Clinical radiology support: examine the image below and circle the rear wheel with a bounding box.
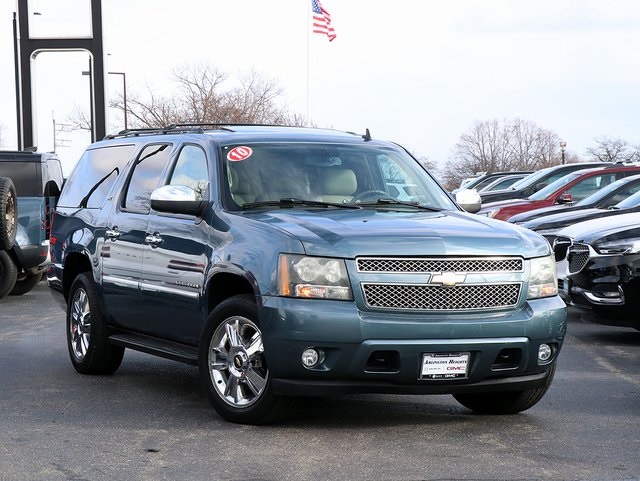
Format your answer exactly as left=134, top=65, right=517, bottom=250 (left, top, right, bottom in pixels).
left=199, top=294, right=294, bottom=424
left=67, top=273, right=124, bottom=374
left=0, top=177, right=17, bottom=250
left=0, top=250, right=18, bottom=300
left=453, top=364, right=556, bottom=414
left=10, top=272, right=44, bottom=296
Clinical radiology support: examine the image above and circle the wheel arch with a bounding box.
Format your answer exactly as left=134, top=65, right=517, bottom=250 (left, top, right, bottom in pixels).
left=206, top=272, right=257, bottom=314
left=62, top=252, right=93, bottom=302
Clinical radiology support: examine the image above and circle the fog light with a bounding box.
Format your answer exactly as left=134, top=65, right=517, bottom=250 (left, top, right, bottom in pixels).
left=302, top=348, right=323, bottom=368
left=538, top=344, right=552, bottom=363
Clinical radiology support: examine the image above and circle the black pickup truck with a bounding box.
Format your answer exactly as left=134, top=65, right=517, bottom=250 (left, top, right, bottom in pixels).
left=0, top=150, right=63, bottom=299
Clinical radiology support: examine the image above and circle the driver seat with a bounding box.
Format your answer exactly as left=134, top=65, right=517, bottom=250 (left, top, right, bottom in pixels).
left=318, top=168, right=357, bottom=203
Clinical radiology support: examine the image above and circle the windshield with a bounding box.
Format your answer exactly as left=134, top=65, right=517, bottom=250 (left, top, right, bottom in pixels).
left=508, top=166, right=555, bottom=190
left=222, top=142, right=457, bottom=211
left=574, top=176, right=638, bottom=207
left=613, top=189, right=640, bottom=209
left=528, top=171, right=584, bottom=200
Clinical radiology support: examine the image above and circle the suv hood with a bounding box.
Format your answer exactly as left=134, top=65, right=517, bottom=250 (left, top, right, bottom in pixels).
left=246, top=208, right=550, bottom=258
left=556, top=212, right=640, bottom=244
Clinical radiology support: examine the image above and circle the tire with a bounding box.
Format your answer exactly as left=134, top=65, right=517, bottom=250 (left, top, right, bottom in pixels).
left=0, top=250, right=18, bottom=300
left=10, top=272, right=44, bottom=296
left=66, top=273, right=124, bottom=374
left=199, top=294, right=294, bottom=424
left=0, top=177, right=18, bottom=250
left=453, top=364, right=556, bottom=415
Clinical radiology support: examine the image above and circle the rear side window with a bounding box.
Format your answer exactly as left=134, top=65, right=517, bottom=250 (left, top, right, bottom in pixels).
left=58, top=145, right=136, bottom=208
left=0, top=161, right=39, bottom=196
left=123, top=144, right=172, bottom=213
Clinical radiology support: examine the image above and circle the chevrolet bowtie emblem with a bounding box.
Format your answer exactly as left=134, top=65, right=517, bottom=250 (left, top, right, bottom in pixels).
left=431, top=272, right=466, bottom=286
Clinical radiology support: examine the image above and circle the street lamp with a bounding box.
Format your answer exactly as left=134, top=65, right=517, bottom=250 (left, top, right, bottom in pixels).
left=81, top=68, right=128, bottom=132
left=560, top=140, right=567, bottom=165
left=108, top=71, right=127, bottom=130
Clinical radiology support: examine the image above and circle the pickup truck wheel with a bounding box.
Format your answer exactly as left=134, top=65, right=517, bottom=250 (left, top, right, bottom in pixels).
left=10, top=272, right=44, bottom=296
left=67, top=273, right=124, bottom=374
left=0, top=177, right=18, bottom=250
left=0, top=250, right=18, bottom=300
left=199, top=294, right=293, bottom=424
left=453, top=364, right=556, bottom=414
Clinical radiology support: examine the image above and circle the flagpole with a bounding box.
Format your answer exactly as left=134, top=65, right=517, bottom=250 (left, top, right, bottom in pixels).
left=306, top=0, right=311, bottom=127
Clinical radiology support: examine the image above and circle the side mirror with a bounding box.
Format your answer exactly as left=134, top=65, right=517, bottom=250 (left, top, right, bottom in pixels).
left=150, top=185, right=206, bottom=216
left=556, top=193, right=573, bottom=205
left=455, top=189, right=482, bottom=214
left=534, top=182, right=548, bottom=192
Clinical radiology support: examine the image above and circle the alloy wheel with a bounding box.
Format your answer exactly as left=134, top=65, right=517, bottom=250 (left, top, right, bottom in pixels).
left=70, top=288, right=91, bottom=361
left=208, top=316, right=268, bottom=408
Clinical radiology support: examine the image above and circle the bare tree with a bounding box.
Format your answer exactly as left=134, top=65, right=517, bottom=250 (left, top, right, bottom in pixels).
left=442, top=118, right=565, bottom=189
left=585, top=137, right=637, bottom=163
left=108, top=63, right=305, bottom=130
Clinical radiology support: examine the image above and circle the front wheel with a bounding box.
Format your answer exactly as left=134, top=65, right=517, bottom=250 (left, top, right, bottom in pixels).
left=199, top=294, right=293, bottom=424
left=67, top=273, right=124, bottom=374
left=453, top=364, right=556, bottom=414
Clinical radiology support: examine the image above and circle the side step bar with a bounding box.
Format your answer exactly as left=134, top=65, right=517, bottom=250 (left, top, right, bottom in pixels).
left=109, top=331, right=199, bottom=366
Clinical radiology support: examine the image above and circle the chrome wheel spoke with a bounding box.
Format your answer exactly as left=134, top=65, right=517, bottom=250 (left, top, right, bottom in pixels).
left=225, top=321, right=242, bottom=348
left=244, top=332, right=263, bottom=359
left=224, top=375, right=240, bottom=402
left=244, top=366, right=267, bottom=396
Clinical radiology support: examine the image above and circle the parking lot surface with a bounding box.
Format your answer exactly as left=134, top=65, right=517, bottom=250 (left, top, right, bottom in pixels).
left=1, top=282, right=639, bottom=481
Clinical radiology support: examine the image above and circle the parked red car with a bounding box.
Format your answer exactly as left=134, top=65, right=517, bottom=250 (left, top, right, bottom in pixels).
left=478, top=164, right=640, bottom=221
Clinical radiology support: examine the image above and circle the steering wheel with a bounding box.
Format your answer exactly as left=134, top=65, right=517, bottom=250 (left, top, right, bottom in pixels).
left=352, top=190, right=391, bottom=203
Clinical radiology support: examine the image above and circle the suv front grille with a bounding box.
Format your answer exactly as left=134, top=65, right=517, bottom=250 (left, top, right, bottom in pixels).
left=357, top=256, right=523, bottom=311
left=362, top=283, right=521, bottom=311
left=567, top=244, right=590, bottom=274
left=356, top=257, right=523, bottom=273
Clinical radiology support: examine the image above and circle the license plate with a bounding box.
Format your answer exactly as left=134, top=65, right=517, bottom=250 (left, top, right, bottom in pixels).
left=421, top=352, right=470, bottom=379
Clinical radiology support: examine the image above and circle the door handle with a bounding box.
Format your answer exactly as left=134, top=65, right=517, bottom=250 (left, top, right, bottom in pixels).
left=145, top=233, right=163, bottom=247
left=105, top=228, right=121, bottom=240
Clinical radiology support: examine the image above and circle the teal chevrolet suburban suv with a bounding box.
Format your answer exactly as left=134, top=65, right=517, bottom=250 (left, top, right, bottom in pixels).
left=47, top=125, right=566, bottom=424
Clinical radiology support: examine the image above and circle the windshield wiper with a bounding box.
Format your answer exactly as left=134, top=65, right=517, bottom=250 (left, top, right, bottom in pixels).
left=242, top=198, right=362, bottom=210
left=354, top=198, right=443, bottom=211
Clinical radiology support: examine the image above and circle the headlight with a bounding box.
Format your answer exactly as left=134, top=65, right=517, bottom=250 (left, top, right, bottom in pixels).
left=278, top=254, right=352, bottom=300
left=594, top=239, right=640, bottom=255
left=528, top=255, right=558, bottom=299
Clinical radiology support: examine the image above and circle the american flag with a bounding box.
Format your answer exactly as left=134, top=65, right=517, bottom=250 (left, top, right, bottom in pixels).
left=311, top=0, right=336, bottom=42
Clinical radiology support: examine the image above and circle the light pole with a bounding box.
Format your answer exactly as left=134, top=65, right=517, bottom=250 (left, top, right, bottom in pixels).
left=560, top=140, right=567, bottom=165
left=82, top=68, right=128, bottom=132
left=108, top=71, right=127, bottom=130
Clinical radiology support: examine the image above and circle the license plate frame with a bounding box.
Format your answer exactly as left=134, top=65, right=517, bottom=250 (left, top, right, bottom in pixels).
left=420, top=352, right=470, bottom=380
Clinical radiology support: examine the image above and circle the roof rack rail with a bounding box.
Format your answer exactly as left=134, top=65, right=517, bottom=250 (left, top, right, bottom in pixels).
left=102, top=123, right=292, bottom=140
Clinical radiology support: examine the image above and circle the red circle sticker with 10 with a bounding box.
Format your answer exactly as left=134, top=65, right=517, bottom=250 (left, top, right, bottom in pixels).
left=227, top=146, right=253, bottom=162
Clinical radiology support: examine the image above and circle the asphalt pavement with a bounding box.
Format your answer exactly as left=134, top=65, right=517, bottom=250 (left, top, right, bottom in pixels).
left=1, top=281, right=639, bottom=481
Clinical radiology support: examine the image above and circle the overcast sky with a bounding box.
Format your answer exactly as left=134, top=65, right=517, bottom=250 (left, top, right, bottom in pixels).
left=1, top=0, right=640, bottom=174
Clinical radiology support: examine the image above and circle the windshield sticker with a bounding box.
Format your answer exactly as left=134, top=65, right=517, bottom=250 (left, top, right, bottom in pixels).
left=227, top=146, right=253, bottom=162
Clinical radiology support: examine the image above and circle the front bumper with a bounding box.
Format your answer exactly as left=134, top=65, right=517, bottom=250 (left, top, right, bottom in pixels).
left=259, top=295, right=566, bottom=396
left=565, top=253, right=640, bottom=325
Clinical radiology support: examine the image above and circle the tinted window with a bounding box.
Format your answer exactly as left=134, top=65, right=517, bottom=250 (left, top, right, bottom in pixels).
left=58, top=145, right=136, bottom=208
left=168, top=145, right=209, bottom=200
left=0, top=161, right=39, bottom=196
left=124, top=144, right=172, bottom=213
